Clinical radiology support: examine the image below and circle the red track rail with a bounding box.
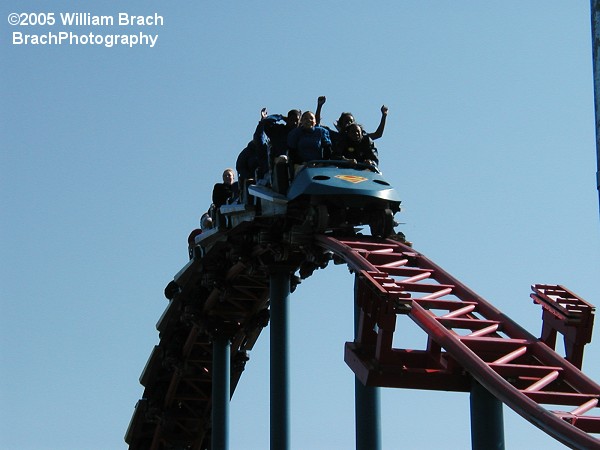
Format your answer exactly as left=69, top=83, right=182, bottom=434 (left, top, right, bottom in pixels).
left=317, top=235, right=600, bottom=450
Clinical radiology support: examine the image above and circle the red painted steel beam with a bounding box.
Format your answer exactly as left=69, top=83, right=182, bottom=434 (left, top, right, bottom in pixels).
left=316, top=235, right=600, bottom=449
left=531, top=284, right=596, bottom=369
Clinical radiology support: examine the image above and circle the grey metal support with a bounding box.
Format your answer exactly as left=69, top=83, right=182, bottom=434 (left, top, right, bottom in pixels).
left=270, top=268, right=291, bottom=450
left=470, top=380, right=505, bottom=450
left=592, top=0, right=600, bottom=215
left=354, top=277, right=381, bottom=450
left=212, top=333, right=230, bottom=450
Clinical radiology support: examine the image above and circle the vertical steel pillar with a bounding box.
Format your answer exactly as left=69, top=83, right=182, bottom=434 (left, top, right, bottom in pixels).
left=354, top=277, right=381, bottom=450
left=592, top=0, right=600, bottom=215
left=212, top=333, right=230, bottom=450
left=470, top=380, right=505, bottom=450
left=270, top=268, right=291, bottom=450
left=354, top=380, right=381, bottom=450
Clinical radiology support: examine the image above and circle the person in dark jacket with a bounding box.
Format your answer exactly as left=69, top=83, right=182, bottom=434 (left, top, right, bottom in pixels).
left=334, top=123, right=379, bottom=167
left=236, top=141, right=260, bottom=183
left=314, top=96, right=388, bottom=150
left=212, top=168, right=240, bottom=207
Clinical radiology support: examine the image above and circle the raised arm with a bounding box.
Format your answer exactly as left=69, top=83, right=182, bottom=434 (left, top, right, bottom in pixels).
left=253, top=109, right=269, bottom=147
left=369, top=104, right=388, bottom=140
left=315, top=96, right=326, bottom=125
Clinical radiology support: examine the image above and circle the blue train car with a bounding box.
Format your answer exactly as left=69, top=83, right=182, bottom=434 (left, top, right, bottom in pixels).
left=246, top=160, right=401, bottom=237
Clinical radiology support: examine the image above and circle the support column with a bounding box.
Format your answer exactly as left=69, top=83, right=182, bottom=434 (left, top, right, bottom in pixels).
left=470, top=380, right=505, bottom=450
left=591, top=0, right=600, bottom=214
left=212, top=333, right=230, bottom=450
left=270, top=268, right=291, bottom=450
left=354, top=278, right=381, bottom=450
left=354, top=380, right=381, bottom=450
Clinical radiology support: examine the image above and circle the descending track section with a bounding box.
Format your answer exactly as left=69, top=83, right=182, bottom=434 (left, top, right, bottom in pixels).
left=126, top=228, right=600, bottom=449
left=126, top=232, right=280, bottom=449
left=318, top=236, right=600, bottom=450
left=125, top=222, right=318, bottom=450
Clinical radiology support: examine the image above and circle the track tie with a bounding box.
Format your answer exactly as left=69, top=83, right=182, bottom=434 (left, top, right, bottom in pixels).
left=523, top=370, right=560, bottom=392
left=523, top=391, right=599, bottom=406
left=492, top=346, right=528, bottom=364
left=377, top=258, right=409, bottom=269
left=399, top=271, right=432, bottom=284
left=420, top=287, right=453, bottom=300
left=488, top=363, right=563, bottom=378
left=467, top=323, right=500, bottom=338
left=571, top=398, right=599, bottom=416
left=440, top=304, right=476, bottom=319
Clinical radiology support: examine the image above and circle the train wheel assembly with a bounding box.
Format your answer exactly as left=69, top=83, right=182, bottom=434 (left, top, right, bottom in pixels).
left=369, top=208, right=394, bottom=238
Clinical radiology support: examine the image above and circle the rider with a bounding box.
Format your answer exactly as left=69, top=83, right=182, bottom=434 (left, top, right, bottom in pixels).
left=333, top=123, right=379, bottom=167
left=287, top=111, right=332, bottom=174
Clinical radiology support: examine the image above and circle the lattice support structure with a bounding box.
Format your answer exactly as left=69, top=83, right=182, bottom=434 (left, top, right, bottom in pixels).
left=531, top=284, right=596, bottom=370
left=126, top=240, right=276, bottom=450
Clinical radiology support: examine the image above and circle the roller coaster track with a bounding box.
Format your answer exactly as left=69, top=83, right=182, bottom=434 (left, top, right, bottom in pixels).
left=126, top=230, right=600, bottom=449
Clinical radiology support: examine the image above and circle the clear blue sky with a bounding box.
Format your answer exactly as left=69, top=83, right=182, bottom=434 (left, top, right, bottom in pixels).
left=2, top=1, right=599, bottom=449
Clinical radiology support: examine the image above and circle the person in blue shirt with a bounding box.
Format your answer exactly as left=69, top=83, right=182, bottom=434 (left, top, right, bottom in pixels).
left=254, top=107, right=301, bottom=163
left=287, top=111, right=332, bottom=168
